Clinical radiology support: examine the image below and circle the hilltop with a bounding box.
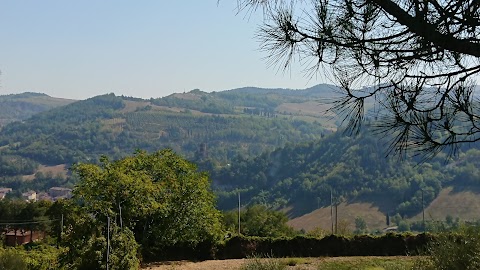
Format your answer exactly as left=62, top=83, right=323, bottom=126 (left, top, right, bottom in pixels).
left=0, top=92, right=75, bottom=127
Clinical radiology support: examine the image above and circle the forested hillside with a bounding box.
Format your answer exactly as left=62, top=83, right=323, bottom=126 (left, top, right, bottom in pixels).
left=213, top=127, right=480, bottom=219
left=0, top=86, right=340, bottom=193
left=0, top=87, right=479, bottom=224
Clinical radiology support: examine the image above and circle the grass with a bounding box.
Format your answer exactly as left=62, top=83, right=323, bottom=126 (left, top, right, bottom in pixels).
left=240, top=257, right=417, bottom=270
left=240, top=257, right=287, bottom=270
left=410, top=186, right=480, bottom=222
left=317, top=257, right=415, bottom=270
left=287, top=201, right=387, bottom=232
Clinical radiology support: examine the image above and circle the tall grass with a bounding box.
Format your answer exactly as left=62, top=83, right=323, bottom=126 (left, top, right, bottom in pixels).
left=240, top=257, right=287, bottom=270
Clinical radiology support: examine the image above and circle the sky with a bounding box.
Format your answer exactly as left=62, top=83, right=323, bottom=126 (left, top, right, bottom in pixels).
left=0, top=1, right=323, bottom=100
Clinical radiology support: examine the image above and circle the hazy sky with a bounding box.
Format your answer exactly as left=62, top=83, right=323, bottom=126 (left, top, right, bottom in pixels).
left=0, top=1, right=324, bottom=100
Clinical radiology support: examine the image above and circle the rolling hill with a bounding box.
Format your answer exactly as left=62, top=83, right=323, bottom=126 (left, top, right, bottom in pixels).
left=0, top=85, right=344, bottom=193
left=0, top=92, right=75, bottom=127
left=0, top=85, right=479, bottom=232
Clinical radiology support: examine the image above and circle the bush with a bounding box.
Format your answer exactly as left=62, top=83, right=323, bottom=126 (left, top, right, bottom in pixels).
left=0, top=249, right=27, bottom=270
left=414, top=226, right=480, bottom=270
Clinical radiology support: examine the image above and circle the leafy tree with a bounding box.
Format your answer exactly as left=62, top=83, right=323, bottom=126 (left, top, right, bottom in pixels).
left=239, top=0, right=480, bottom=158
left=72, top=149, right=223, bottom=257
left=223, top=205, right=295, bottom=237
left=354, top=216, right=367, bottom=234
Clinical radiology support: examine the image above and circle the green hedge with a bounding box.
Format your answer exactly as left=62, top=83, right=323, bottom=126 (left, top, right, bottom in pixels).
left=143, top=233, right=433, bottom=261
left=217, top=234, right=432, bottom=259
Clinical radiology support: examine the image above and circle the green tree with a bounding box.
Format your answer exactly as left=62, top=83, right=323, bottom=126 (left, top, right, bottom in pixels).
left=71, top=149, right=223, bottom=258
left=354, top=216, right=367, bottom=234
left=240, top=0, right=480, bottom=158
left=224, top=204, right=295, bottom=237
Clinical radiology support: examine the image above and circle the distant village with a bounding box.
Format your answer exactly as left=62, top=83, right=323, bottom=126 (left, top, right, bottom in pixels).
left=0, top=187, right=72, bottom=202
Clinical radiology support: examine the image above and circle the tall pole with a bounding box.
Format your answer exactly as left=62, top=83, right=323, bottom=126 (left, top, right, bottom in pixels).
left=422, top=189, right=425, bottom=233
left=107, top=216, right=110, bottom=270
left=238, top=192, right=241, bottom=235
left=330, top=189, right=333, bottom=234
left=335, top=204, right=338, bottom=234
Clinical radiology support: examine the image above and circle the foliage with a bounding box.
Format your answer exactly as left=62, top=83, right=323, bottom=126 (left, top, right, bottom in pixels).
left=62, top=224, right=139, bottom=270
left=72, top=149, right=223, bottom=258
left=21, top=244, right=63, bottom=270
left=306, top=226, right=329, bottom=239
left=0, top=90, right=330, bottom=170
left=414, top=226, right=480, bottom=270
left=214, top=127, right=453, bottom=218
left=0, top=244, right=63, bottom=270
left=354, top=216, right=367, bottom=234
left=0, top=199, right=53, bottom=233
left=220, top=234, right=428, bottom=259
left=240, top=257, right=286, bottom=270
left=223, top=205, right=295, bottom=237
left=241, top=0, right=480, bottom=158
left=0, top=249, right=27, bottom=270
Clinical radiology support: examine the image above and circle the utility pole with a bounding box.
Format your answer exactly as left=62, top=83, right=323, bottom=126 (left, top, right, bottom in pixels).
left=422, top=189, right=425, bottom=233
left=335, top=203, right=338, bottom=234
left=238, top=192, right=241, bottom=235
left=330, top=190, right=333, bottom=234
left=107, top=216, right=110, bottom=270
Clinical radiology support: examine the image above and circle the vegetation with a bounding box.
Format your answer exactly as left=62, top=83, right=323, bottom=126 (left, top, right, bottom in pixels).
left=223, top=205, right=295, bottom=237
left=0, top=89, right=331, bottom=172
left=242, top=0, right=480, bottom=158
left=241, top=257, right=286, bottom=270
left=0, top=92, right=74, bottom=128
left=414, top=226, right=480, bottom=270
left=67, top=149, right=223, bottom=266
left=213, top=126, right=475, bottom=219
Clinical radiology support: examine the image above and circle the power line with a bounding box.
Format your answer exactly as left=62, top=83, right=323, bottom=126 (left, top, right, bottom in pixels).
left=0, top=219, right=58, bottom=226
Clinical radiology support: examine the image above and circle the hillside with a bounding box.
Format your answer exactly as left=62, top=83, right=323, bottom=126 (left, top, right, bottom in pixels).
left=410, top=186, right=480, bottom=222
left=0, top=92, right=75, bottom=127
left=289, top=186, right=480, bottom=233
left=287, top=202, right=387, bottom=232
left=0, top=86, right=479, bottom=227
left=212, top=128, right=480, bottom=221
left=0, top=85, right=345, bottom=193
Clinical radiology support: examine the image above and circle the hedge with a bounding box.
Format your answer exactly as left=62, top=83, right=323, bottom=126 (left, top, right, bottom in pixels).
left=143, top=233, right=433, bottom=261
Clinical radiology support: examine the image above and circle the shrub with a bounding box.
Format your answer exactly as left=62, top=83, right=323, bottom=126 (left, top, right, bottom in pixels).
left=0, top=249, right=27, bottom=270
left=414, top=226, right=480, bottom=270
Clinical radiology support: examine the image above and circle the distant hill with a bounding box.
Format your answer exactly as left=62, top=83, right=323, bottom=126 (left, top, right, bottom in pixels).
left=0, top=92, right=75, bottom=127
left=212, top=127, right=480, bottom=220
left=1, top=85, right=479, bottom=228
left=0, top=85, right=345, bottom=194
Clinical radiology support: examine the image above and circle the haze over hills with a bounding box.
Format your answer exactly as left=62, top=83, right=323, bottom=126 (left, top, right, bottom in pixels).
left=0, top=85, right=479, bottom=232
left=0, top=92, right=75, bottom=127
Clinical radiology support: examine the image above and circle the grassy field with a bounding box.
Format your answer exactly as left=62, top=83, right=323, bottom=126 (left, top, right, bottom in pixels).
left=287, top=202, right=387, bottom=232
left=288, top=186, right=480, bottom=233
left=411, top=186, right=480, bottom=222
left=144, top=256, right=420, bottom=270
